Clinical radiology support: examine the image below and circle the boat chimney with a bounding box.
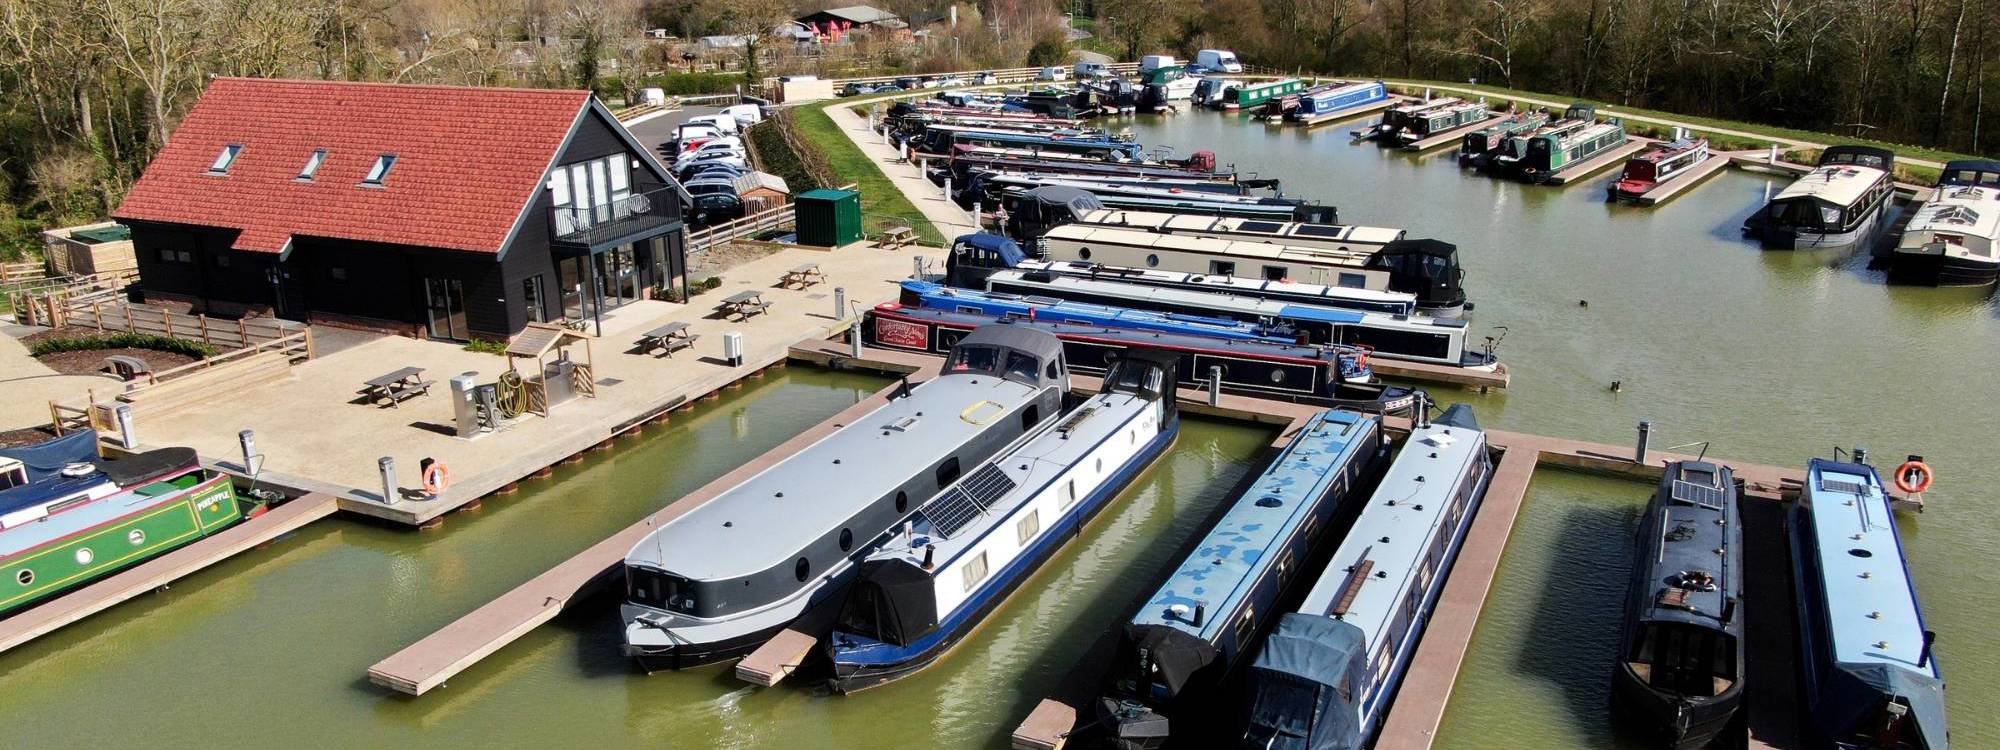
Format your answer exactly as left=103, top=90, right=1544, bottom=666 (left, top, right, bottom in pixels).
left=1191, top=603, right=1205, bottom=628
left=1853, top=446, right=1869, bottom=465
left=1415, top=393, right=1432, bottom=429
left=923, top=544, right=936, bottom=571
left=1919, top=630, right=1936, bottom=668
left=1722, top=597, right=1737, bottom=625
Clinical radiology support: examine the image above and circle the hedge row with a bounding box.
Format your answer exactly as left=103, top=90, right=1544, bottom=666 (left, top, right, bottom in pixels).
left=30, top=333, right=218, bottom=359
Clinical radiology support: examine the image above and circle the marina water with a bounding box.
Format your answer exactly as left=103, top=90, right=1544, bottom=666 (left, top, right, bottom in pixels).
left=3, top=110, right=1997, bottom=748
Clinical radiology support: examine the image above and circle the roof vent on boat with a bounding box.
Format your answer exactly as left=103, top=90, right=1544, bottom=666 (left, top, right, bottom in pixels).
left=1255, top=497, right=1282, bottom=508
left=1670, top=570, right=1718, bottom=591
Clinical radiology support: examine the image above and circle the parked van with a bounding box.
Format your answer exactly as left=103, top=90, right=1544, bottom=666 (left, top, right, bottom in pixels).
left=1038, top=66, right=1069, bottom=82
left=640, top=87, right=668, bottom=106
left=1140, top=55, right=1177, bottom=73
left=1196, top=49, right=1243, bottom=73
left=1075, top=61, right=1112, bottom=79
left=682, top=114, right=740, bottom=135
left=720, top=103, right=765, bottom=127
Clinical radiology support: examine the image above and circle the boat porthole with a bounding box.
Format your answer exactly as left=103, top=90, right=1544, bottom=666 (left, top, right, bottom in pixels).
left=1270, top=370, right=1287, bottom=383
left=15, top=570, right=32, bottom=586
left=1848, top=548, right=1874, bottom=558
left=1146, top=253, right=1160, bottom=267
left=795, top=557, right=811, bottom=582
left=129, top=529, right=146, bottom=545
left=1095, top=458, right=1103, bottom=473
left=75, top=548, right=94, bottom=565
left=896, top=491, right=909, bottom=513
left=1078, top=247, right=1092, bottom=260
left=839, top=528, right=854, bottom=552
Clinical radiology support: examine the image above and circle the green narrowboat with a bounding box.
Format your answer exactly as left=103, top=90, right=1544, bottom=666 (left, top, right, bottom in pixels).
left=1490, top=103, right=1597, bottom=176
left=1459, top=110, right=1551, bottom=168
left=1219, top=78, right=1306, bottom=111
left=1, top=431, right=262, bottom=616
left=1519, top=119, right=1629, bottom=183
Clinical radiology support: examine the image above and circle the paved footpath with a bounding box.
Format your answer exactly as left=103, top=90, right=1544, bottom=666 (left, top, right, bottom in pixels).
left=825, top=104, right=989, bottom=239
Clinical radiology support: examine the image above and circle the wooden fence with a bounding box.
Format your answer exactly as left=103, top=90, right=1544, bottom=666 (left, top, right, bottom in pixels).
left=65, top=302, right=311, bottom=353
left=685, top=182, right=857, bottom=253
left=46, top=327, right=314, bottom=436
left=6, top=271, right=137, bottom=324
left=0, top=260, right=46, bottom=284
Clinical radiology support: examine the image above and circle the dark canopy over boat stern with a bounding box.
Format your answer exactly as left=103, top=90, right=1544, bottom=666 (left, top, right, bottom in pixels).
left=1818, top=661, right=1950, bottom=750
left=1366, top=239, right=1469, bottom=316
left=945, top=232, right=1031, bottom=289
left=1237, top=614, right=1369, bottom=750
left=1098, top=624, right=1222, bottom=750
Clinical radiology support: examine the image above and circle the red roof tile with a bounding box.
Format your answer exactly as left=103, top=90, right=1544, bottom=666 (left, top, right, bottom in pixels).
left=114, top=77, right=593, bottom=254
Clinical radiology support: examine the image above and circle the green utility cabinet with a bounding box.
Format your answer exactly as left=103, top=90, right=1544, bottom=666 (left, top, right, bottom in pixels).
left=795, top=188, right=863, bottom=247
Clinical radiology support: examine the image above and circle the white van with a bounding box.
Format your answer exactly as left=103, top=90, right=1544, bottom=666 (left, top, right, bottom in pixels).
left=1038, top=66, right=1069, bottom=82
left=719, top=103, right=764, bottom=127
left=682, top=114, right=740, bottom=135
left=1196, top=49, right=1243, bottom=73
left=1075, top=61, right=1112, bottom=79
left=1140, top=55, right=1177, bottom=73
left=640, top=87, right=668, bottom=106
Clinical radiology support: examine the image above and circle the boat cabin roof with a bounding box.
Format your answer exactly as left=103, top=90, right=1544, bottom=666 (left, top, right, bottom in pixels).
left=1045, top=224, right=1380, bottom=264
left=1907, top=183, right=2000, bottom=237
left=1130, top=411, right=1378, bottom=641
left=627, top=330, right=1059, bottom=580
left=1939, top=160, right=2000, bottom=187
left=1297, top=407, right=1486, bottom=639
left=1636, top=461, right=1741, bottom=632
left=1819, top=145, right=1895, bottom=171
left=1773, top=162, right=1889, bottom=207
left=1015, top=259, right=1418, bottom=312
left=1802, top=459, right=1937, bottom=678
left=1074, top=209, right=1405, bottom=247
left=1635, top=138, right=1705, bottom=163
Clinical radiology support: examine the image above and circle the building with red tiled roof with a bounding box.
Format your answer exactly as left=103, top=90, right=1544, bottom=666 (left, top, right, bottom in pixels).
left=115, top=77, right=689, bottom=340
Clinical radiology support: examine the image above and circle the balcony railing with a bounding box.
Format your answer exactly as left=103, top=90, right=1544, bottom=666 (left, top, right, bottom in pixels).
left=550, top=187, right=681, bottom=250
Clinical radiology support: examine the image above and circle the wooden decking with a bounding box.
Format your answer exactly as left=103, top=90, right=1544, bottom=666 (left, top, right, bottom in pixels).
left=0, top=491, right=337, bottom=656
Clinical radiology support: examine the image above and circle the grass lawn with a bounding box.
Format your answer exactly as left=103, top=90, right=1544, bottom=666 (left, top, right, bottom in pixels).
left=1383, top=79, right=1992, bottom=165
left=794, top=96, right=949, bottom=246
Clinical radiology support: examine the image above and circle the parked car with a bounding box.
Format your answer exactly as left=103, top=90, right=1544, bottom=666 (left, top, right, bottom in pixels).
left=975, top=72, right=998, bottom=85
left=673, top=151, right=748, bottom=173
left=682, top=163, right=751, bottom=182
left=1140, top=55, right=1177, bottom=73
left=894, top=77, right=921, bottom=90
left=1196, top=49, right=1243, bottom=73
left=690, top=193, right=746, bottom=227
left=1075, top=61, right=1113, bottom=79
left=1038, top=66, right=1069, bottom=82
left=933, top=75, right=968, bottom=88
left=682, top=114, right=739, bottom=135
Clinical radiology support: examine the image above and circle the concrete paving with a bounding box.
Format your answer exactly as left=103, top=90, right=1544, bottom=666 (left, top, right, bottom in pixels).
left=0, top=323, right=123, bottom=432
left=114, top=243, right=920, bottom=524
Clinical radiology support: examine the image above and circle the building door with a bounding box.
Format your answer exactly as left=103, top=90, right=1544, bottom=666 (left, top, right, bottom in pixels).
left=424, top=277, right=468, bottom=340
left=268, top=260, right=308, bottom=321
left=524, top=276, right=546, bottom=323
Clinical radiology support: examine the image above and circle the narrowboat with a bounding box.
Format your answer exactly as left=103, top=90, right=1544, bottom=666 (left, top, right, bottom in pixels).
left=2, top=430, right=265, bottom=617
left=1790, top=455, right=1948, bottom=750
left=620, top=326, right=1068, bottom=669
left=905, top=276, right=1493, bottom=370
left=1884, top=159, right=2000, bottom=286
left=927, top=129, right=1144, bottom=161
left=1219, top=78, right=1307, bottom=111
left=1359, top=97, right=1461, bottom=141
left=1743, top=146, right=1897, bottom=250
left=1287, top=81, right=1393, bottom=126
left=1392, top=101, right=1491, bottom=145
left=997, top=185, right=1335, bottom=224
left=1097, top=409, right=1387, bottom=749
left=1458, top=110, right=1550, bottom=168
left=1612, top=461, right=1745, bottom=749
left=954, top=250, right=1422, bottom=317
left=1236, top=404, right=1494, bottom=750
left=828, top=351, right=1180, bottom=692
left=993, top=198, right=1397, bottom=256
left=1022, top=224, right=1468, bottom=316
left=1490, top=103, right=1595, bottom=176
left=1608, top=137, right=1712, bottom=203
left=1193, top=78, right=1233, bottom=108
left=1517, top=119, right=1629, bottom=183
left=1139, top=66, right=1200, bottom=112
left=941, top=154, right=1232, bottom=188
left=866, top=304, right=1417, bottom=413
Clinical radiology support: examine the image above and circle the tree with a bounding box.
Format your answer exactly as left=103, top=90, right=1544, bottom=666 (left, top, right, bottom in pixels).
left=709, top=0, right=791, bottom=86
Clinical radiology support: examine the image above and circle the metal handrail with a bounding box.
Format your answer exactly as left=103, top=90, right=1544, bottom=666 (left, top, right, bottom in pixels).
left=550, top=186, right=682, bottom=248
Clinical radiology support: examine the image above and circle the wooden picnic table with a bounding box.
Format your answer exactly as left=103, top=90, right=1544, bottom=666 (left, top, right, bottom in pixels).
left=638, top=321, right=699, bottom=357
left=877, top=226, right=916, bottom=250
left=780, top=263, right=825, bottom=289
left=360, top=367, right=433, bottom=408
left=720, top=290, right=771, bottom=320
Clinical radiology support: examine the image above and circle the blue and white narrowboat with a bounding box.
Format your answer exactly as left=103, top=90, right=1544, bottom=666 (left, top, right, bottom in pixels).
left=1287, top=81, right=1393, bottom=127
left=1236, top=404, right=1494, bottom=750
left=620, top=326, right=1069, bottom=669
left=1095, top=409, right=1386, bottom=749
left=1790, top=456, right=1948, bottom=749
left=828, top=350, right=1181, bottom=692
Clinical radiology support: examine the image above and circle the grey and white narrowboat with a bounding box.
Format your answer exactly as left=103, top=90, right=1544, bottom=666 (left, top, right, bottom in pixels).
left=1885, top=159, right=2000, bottom=286
left=1236, top=404, right=1494, bottom=750
left=827, top=350, right=1181, bottom=692
left=620, top=326, right=1069, bottom=669
left=1744, top=146, right=1898, bottom=250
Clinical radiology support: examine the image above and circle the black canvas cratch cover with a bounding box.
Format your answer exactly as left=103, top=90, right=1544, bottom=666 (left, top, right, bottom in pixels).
left=0, top=429, right=99, bottom=482
left=1116, top=624, right=1220, bottom=700
left=840, top=559, right=939, bottom=647
left=1817, top=662, right=1949, bottom=750
left=1365, top=239, right=1464, bottom=308
left=95, top=446, right=198, bottom=487
left=1239, top=614, right=1369, bottom=750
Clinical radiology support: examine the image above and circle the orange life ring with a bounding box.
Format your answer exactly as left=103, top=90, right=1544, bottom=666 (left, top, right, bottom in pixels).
left=423, top=462, right=451, bottom=494
left=1893, top=460, right=1933, bottom=494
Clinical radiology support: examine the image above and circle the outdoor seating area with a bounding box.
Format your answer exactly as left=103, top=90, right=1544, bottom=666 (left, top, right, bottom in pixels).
left=637, top=321, right=699, bottom=357
left=780, top=263, right=825, bottom=289
left=360, top=367, right=433, bottom=408
left=720, top=290, right=772, bottom=320
left=877, top=226, right=915, bottom=250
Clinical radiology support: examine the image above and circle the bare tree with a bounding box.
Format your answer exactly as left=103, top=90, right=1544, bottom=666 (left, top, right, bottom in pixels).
left=87, top=0, right=209, bottom=151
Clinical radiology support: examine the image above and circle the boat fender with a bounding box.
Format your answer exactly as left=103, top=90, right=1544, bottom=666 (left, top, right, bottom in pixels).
left=422, top=460, right=450, bottom=495
left=1893, top=459, right=1933, bottom=495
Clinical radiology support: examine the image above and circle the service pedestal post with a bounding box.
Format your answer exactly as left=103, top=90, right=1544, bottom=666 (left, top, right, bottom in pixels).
left=1208, top=366, right=1223, bottom=406
left=1635, top=420, right=1653, bottom=464
left=834, top=286, right=847, bottom=320
left=379, top=457, right=398, bottom=506
left=238, top=430, right=258, bottom=475
left=913, top=255, right=926, bottom=280
left=114, top=404, right=137, bottom=449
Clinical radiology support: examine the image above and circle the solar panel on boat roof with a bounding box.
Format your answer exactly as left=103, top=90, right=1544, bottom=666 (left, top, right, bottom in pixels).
left=1290, top=224, right=1349, bottom=238
left=923, top=463, right=1018, bottom=538
left=1670, top=479, right=1726, bottom=509
left=1818, top=478, right=1871, bottom=496
left=1235, top=221, right=1284, bottom=234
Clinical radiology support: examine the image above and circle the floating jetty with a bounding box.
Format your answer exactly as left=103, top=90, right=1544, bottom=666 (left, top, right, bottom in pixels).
left=0, top=488, right=337, bottom=656
left=1399, top=113, right=1502, bottom=152
left=1297, top=95, right=1405, bottom=129
left=1543, top=137, right=1654, bottom=186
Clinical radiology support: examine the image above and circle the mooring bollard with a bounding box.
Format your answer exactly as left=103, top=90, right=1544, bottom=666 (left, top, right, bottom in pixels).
left=1635, top=420, right=1653, bottom=464
left=913, top=255, right=927, bottom=280
left=723, top=331, right=745, bottom=367
left=379, top=456, right=398, bottom=506
left=114, top=404, right=137, bottom=449
left=238, top=430, right=258, bottom=474
left=850, top=320, right=865, bottom=357
left=833, top=286, right=847, bottom=319
left=972, top=200, right=982, bottom=228
left=1207, top=366, right=1223, bottom=406
left=942, top=176, right=952, bottom=201
left=1767, top=143, right=1779, bottom=164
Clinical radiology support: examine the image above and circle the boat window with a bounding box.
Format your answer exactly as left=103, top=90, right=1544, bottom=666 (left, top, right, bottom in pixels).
left=16, top=569, right=32, bottom=586
left=1236, top=605, right=1256, bottom=645
left=128, top=529, right=146, bottom=545
left=1146, top=253, right=1161, bottom=267
left=896, top=490, right=909, bottom=513
left=1263, top=265, right=1288, bottom=281
left=1022, top=404, right=1041, bottom=430
left=948, top=344, right=1001, bottom=374
left=936, top=457, right=962, bottom=489
left=794, top=557, right=811, bottom=582
left=961, top=552, right=989, bottom=593
left=1820, top=206, right=1842, bottom=225
left=1209, top=260, right=1236, bottom=276
left=1016, top=510, right=1041, bottom=546
left=1062, top=480, right=1077, bottom=508
left=0, top=462, right=26, bottom=491
left=839, top=528, right=854, bottom=552
left=1337, top=272, right=1367, bottom=289
left=75, top=547, right=94, bottom=565
left=1005, top=350, right=1041, bottom=382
